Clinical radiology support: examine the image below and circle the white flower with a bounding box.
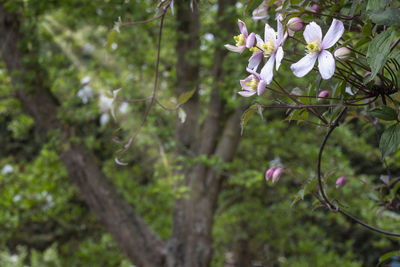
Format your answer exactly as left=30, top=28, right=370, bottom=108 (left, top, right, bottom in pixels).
left=291, top=19, right=344, bottom=80
left=248, top=19, right=285, bottom=84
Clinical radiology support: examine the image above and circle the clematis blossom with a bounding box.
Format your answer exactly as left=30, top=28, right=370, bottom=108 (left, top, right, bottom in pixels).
left=225, top=20, right=255, bottom=54
left=238, top=68, right=267, bottom=97
left=248, top=19, right=285, bottom=84
left=291, top=19, right=344, bottom=80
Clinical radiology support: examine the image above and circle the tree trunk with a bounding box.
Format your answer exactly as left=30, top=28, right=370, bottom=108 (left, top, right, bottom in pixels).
left=169, top=0, right=240, bottom=266
left=0, top=4, right=169, bottom=266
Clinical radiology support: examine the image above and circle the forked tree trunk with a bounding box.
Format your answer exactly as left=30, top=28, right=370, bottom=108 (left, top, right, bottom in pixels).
left=0, top=0, right=241, bottom=266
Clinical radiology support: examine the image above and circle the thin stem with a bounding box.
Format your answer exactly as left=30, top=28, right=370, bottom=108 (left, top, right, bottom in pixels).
left=115, top=6, right=168, bottom=159
left=317, top=107, right=400, bottom=237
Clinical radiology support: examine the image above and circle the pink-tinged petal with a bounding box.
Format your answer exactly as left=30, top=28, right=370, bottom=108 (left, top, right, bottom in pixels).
left=246, top=32, right=255, bottom=48
left=318, top=50, right=335, bottom=79
left=322, top=19, right=344, bottom=49
left=291, top=53, right=318, bottom=77
left=277, top=19, right=284, bottom=46
left=248, top=51, right=263, bottom=70
left=238, top=19, right=248, bottom=38
left=275, top=47, right=284, bottom=71
left=257, top=80, right=267, bottom=95
left=224, top=44, right=246, bottom=53
left=303, top=22, right=322, bottom=43
left=240, top=76, right=253, bottom=91
left=265, top=168, right=275, bottom=181
left=255, top=34, right=264, bottom=46
left=238, top=91, right=256, bottom=97
left=246, top=68, right=261, bottom=80
left=264, top=24, right=276, bottom=42
left=260, top=53, right=276, bottom=84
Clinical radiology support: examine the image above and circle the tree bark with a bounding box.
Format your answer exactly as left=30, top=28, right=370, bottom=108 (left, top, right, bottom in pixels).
left=0, top=4, right=169, bottom=266
left=170, top=0, right=240, bottom=266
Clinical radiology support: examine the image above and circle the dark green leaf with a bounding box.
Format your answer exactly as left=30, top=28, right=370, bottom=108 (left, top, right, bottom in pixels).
left=366, top=30, right=395, bottom=82
left=240, top=104, right=259, bottom=135
left=380, top=124, right=400, bottom=157
left=369, top=7, right=400, bottom=26
left=369, top=106, right=398, bottom=121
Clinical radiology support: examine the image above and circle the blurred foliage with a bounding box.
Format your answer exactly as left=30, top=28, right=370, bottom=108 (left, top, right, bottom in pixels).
left=1, top=0, right=400, bottom=266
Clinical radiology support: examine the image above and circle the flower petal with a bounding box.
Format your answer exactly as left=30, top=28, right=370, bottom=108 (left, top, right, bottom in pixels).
left=246, top=32, right=255, bottom=48
left=290, top=53, right=318, bottom=77
left=238, top=90, right=256, bottom=97
left=275, top=47, right=284, bottom=71
left=248, top=51, right=263, bottom=70
left=246, top=68, right=261, bottom=82
left=240, top=75, right=253, bottom=91
left=321, top=19, right=344, bottom=49
left=303, top=22, right=322, bottom=43
left=238, top=19, right=248, bottom=37
left=264, top=24, right=276, bottom=42
left=224, top=44, right=245, bottom=53
left=277, top=19, right=284, bottom=46
left=260, top=53, right=276, bottom=84
left=257, top=80, right=267, bottom=95
left=255, top=34, right=264, bottom=46
left=318, top=50, right=335, bottom=79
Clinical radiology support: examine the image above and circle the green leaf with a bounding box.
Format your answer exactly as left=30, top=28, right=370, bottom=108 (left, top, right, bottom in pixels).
left=376, top=250, right=400, bottom=266
left=369, top=106, right=398, bottom=121
left=177, top=89, right=196, bottom=105
left=366, top=30, right=395, bottom=82
left=240, top=104, right=259, bottom=135
left=244, top=0, right=255, bottom=15
left=369, top=7, right=400, bottom=26
left=291, top=188, right=305, bottom=207
left=380, top=124, right=400, bottom=157
left=366, top=0, right=386, bottom=11
left=105, top=29, right=117, bottom=51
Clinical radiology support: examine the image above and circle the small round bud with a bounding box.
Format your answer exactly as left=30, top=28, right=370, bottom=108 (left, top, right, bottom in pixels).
left=318, top=90, right=330, bottom=99
left=287, top=17, right=304, bottom=33
left=334, top=47, right=351, bottom=61
left=272, top=167, right=283, bottom=183
left=265, top=168, right=275, bottom=181
left=335, top=176, right=346, bottom=189
left=311, top=3, right=319, bottom=11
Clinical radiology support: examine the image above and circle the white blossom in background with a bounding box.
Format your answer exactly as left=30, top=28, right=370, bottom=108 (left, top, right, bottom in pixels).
left=1, top=164, right=13, bottom=174
left=119, top=102, right=129, bottom=114
left=80, top=76, right=91, bottom=84
left=98, top=93, right=114, bottom=113
left=100, top=113, right=110, bottom=126
left=77, top=85, right=93, bottom=104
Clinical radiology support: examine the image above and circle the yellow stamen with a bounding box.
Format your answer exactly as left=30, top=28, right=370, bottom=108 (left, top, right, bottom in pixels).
left=249, top=44, right=262, bottom=54
left=262, top=39, right=275, bottom=56
left=234, top=34, right=246, bottom=47
left=245, top=78, right=259, bottom=91
left=307, top=41, right=321, bottom=53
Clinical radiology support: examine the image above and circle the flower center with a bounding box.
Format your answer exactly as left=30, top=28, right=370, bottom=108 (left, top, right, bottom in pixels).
left=307, top=41, right=321, bottom=53
left=234, top=34, right=246, bottom=47
left=246, top=78, right=259, bottom=91
left=249, top=43, right=262, bottom=54
left=262, top=39, right=275, bottom=56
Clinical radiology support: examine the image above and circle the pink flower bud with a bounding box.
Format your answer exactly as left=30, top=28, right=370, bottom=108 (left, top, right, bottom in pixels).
left=318, top=90, right=330, bottom=99
left=334, top=47, right=351, bottom=61
left=272, top=167, right=283, bottom=183
left=311, top=3, right=319, bottom=11
left=265, top=168, right=275, bottom=181
left=335, top=176, right=346, bottom=189
left=287, top=17, right=304, bottom=33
